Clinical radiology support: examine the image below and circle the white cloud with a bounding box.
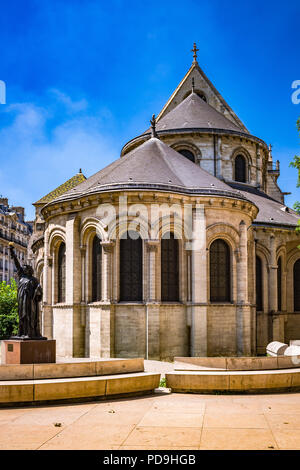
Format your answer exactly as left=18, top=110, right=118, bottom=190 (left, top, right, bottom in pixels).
left=0, top=91, right=119, bottom=219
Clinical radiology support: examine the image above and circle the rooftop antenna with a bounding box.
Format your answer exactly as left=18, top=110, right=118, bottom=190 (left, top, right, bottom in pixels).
left=191, top=42, right=199, bottom=64
left=150, top=114, right=158, bottom=138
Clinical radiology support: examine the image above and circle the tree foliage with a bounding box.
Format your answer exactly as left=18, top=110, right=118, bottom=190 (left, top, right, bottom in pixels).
left=289, top=119, right=300, bottom=235
left=0, top=279, right=18, bottom=338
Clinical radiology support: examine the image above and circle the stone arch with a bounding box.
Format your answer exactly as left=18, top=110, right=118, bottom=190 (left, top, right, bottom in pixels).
left=287, top=247, right=300, bottom=312
left=231, top=147, right=253, bottom=183
left=206, top=223, right=239, bottom=303
left=80, top=217, right=108, bottom=246
left=183, top=89, right=208, bottom=103
left=171, top=141, right=202, bottom=165
left=48, top=227, right=66, bottom=254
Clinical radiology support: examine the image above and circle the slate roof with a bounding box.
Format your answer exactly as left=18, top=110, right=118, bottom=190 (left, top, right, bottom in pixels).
left=34, top=171, right=86, bottom=205
left=144, top=92, right=243, bottom=134
left=47, top=138, right=250, bottom=204
left=228, top=183, right=299, bottom=227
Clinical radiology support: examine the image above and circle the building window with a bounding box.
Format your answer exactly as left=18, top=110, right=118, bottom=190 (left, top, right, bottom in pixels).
left=178, top=149, right=195, bottom=163
left=234, top=154, right=247, bottom=183
left=120, top=231, right=142, bottom=301
left=210, top=239, right=231, bottom=302
left=161, top=232, right=179, bottom=301
left=294, top=259, right=300, bottom=311
left=256, top=256, right=263, bottom=311
left=277, top=257, right=282, bottom=311
left=92, top=235, right=102, bottom=302
left=57, top=242, right=66, bottom=303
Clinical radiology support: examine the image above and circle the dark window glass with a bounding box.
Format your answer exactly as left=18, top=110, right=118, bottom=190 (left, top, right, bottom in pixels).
left=294, top=259, right=300, bottom=311
left=57, top=242, right=66, bottom=303
left=210, top=239, right=230, bottom=302
left=235, top=154, right=246, bottom=183
left=256, top=256, right=263, bottom=311
left=178, top=149, right=195, bottom=162
left=161, top=233, right=179, bottom=301
left=120, top=231, right=142, bottom=301
left=277, top=257, right=282, bottom=311
left=92, top=235, right=102, bottom=302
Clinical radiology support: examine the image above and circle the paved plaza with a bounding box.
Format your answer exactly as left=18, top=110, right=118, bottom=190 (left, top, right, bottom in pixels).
left=2, top=388, right=300, bottom=449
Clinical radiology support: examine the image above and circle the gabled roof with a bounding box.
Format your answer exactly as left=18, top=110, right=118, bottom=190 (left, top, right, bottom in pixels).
left=156, top=61, right=248, bottom=133
left=47, top=138, right=250, bottom=204
left=34, top=170, right=86, bottom=205
left=145, top=92, right=243, bottom=134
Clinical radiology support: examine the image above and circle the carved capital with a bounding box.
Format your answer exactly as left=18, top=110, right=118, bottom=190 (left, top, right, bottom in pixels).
left=101, top=240, right=115, bottom=253
left=146, top=240, right=159, bottom=252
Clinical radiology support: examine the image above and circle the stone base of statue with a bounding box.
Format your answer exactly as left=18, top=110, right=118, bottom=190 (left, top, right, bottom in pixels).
left=1, top=338, right=56, bottom=364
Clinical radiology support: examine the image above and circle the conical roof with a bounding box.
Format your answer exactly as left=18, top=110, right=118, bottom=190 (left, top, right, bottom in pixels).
left=47, top=138, right=250, bottom=205
left=144, top=92, right=242, bottom=134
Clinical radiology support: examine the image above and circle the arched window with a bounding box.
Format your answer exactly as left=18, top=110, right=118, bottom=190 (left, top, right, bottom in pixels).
left=277, top=257, right=282, bottom=311
left=256, top=256, right=263, bottom=311
left=234, top=154, right=247, bottom=183
left=161, top=232, right=179, bottom=301
left=92, top=235, right=102, bottom=302
left=294, top=259, right=300, bottom=311
left=57, top=242, right=66, bottom=303
left=210, top=239, right=230, bottom=302
left=178, top=149, right=195, bottom=163
left=120, top=231, right=142, bottom=301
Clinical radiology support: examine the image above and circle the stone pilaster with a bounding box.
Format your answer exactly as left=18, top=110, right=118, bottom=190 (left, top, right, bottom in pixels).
left=145, top=240, right=160, bottom=359
left=236, top=220, right=251, bottom=355
left=190, top=204, right=207, bottom=356
left=65, top=215, right=84, bottom=356
left=269, top=235, right=278, bottom=312
left=80, top=245, right=86, bottom=303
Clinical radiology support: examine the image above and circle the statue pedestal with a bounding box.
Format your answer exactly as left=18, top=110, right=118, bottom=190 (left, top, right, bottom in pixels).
left=1, top=339, right=56, bottom=364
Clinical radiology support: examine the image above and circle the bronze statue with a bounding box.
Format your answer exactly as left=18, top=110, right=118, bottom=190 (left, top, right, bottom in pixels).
left=9, top=243, right=44, bottom=339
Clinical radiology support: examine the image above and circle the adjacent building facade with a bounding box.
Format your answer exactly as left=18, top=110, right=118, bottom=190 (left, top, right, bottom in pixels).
left=31, top=47, right=300, bottom=359
left=0, top=198, right=32, bottom=283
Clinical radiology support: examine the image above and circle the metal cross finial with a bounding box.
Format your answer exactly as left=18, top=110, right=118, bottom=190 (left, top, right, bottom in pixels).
left=150, top=114, right=157, bottom=138
left=191, top=42, right=199, bottom=63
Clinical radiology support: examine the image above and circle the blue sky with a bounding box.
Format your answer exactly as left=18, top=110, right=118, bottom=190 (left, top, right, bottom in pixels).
left=0, top=0, right=299, bottom=219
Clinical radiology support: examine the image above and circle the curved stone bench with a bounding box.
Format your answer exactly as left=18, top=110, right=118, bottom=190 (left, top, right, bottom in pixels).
left=166, top=369, right=300, bottom=394
left=174, top=356, right=300, bottom=371
left=0, top=358, right=144, bottom=381
left=0, top=372, right=161, bottom=406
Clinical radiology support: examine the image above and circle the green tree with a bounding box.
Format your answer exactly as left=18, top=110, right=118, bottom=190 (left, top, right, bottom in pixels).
left=0, top=279, right=18, bottom=338
left=290, top=118, right=300, bottom=216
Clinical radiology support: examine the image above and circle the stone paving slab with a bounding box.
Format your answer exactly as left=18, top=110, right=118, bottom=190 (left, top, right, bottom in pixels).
left=1, top=392, right=300, bottom=449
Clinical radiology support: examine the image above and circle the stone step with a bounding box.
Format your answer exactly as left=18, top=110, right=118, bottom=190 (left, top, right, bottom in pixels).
left=0, top=358, right=144, bottom=381
left=0, top=372, right=161, bottom=405
left=166, top=369, right=300, bottom=394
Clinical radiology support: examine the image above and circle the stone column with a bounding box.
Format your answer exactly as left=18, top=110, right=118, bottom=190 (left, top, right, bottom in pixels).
left=95, top=240, right=115, bottom=358
left=80, top=245, right=86, bottom=303
left=145, top=240, right=160, bottom=359
left=101, top=240, right=115, bottom=302
left=190, top=204, right=207, bottom=356
left=65, top=215, right=84, bottom=357
left=269, top=235, right=278, bottom=312
left=236, top=220, right=251, bottom=355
